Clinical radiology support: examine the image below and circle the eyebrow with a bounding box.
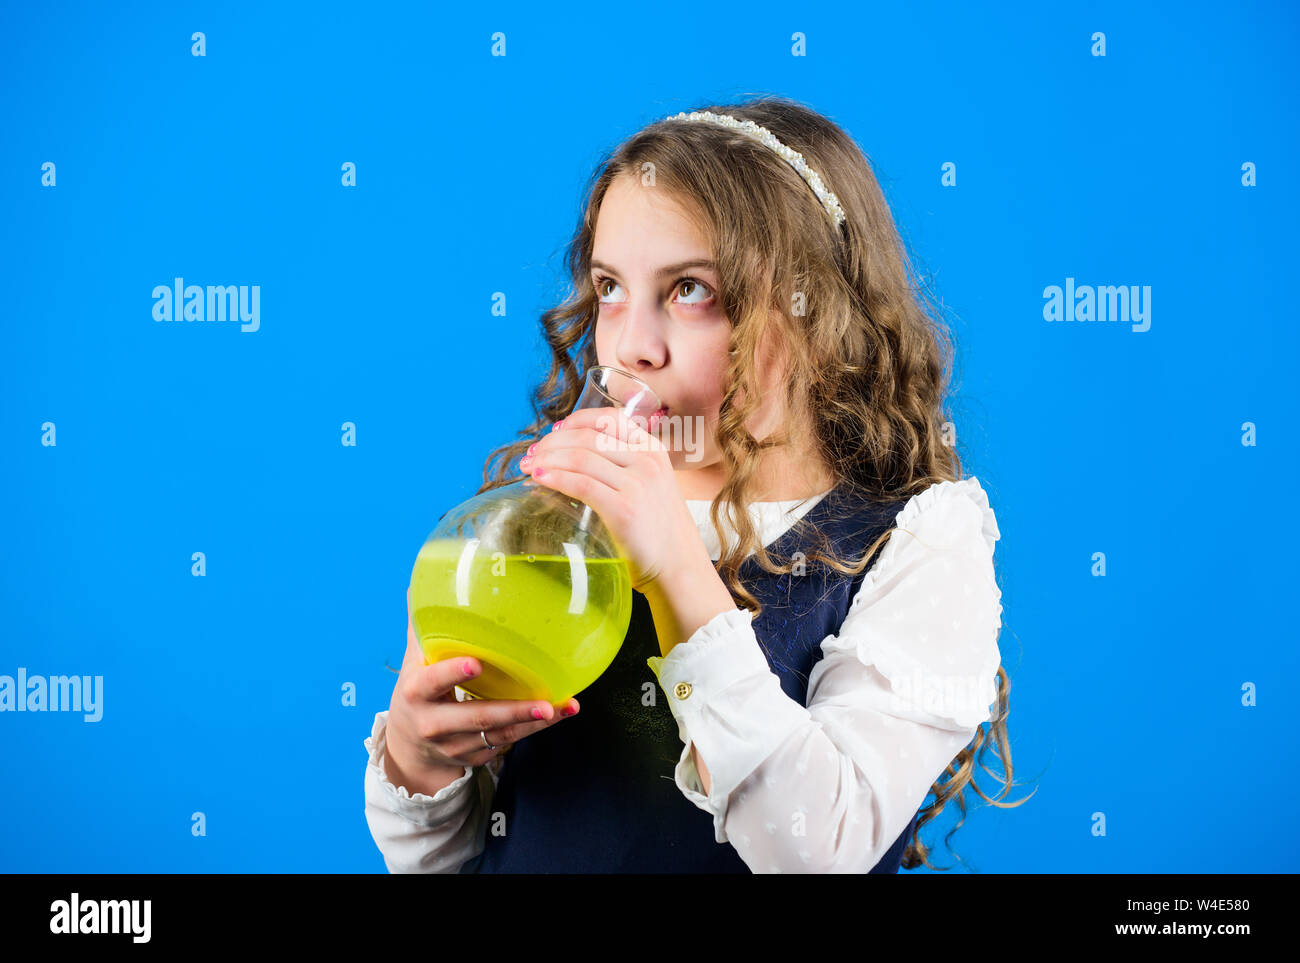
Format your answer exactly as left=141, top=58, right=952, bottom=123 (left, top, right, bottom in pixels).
left=589, top=258, right=716, bottom=278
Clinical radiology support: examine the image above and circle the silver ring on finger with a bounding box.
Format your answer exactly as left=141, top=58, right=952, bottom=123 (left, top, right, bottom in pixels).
left=480, top=730, right=497, bottom=751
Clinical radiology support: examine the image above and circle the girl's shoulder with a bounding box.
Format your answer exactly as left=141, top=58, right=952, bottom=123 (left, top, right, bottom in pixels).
left=826, top=476, right=1004, bottom=731
left=886, top=476, right=1000, bottom=555
left=816, top=475, right=999, bottom=558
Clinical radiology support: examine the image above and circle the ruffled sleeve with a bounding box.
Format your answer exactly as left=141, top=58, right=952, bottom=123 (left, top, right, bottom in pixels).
left=828, top=476, right=1003, bottom=730
left=362, top=709, right=502, bottom=873
left=644, top=476, right=1004, bottom=872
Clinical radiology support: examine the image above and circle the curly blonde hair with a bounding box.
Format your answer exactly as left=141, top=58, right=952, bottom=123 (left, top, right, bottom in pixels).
left=476, top=94, right=1031, bottom=871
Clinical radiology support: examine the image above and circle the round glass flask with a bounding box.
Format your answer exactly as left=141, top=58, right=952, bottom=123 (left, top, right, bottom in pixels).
left=407, top=366, right=664, bottom=703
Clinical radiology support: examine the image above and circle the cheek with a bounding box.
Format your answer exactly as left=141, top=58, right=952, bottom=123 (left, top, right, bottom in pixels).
left=684, top=333, right=732, bottom=407
left=678, top=352, right=729, bottom=450
left=595, top=317, right=621, bottom=366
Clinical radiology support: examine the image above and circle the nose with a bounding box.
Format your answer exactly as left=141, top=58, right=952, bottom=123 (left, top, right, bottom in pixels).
left=614, top=293, right=668, bottom=374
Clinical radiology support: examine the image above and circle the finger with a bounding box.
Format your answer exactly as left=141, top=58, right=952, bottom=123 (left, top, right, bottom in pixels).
left=438, top=694, right=568, bottom=737
left=526, top=442, right=637, bottom=494
left=597, top=405, right=669, bottom=444
left=399, top=654, right=484, bottom=706
left=523, top=462, right=621, bottom=522
left=585, top=407, right=672, bottom=458
left=534, top=425, right=661, bottom=468
left=446, top=698, right=581, bottom=760
left=527, top=410, right=666, bottom=494
left=543, top=407, right=667, bottom=453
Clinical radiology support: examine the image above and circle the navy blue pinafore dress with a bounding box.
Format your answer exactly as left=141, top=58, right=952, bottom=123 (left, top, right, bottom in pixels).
left=461, top=482, right=918, bottom=873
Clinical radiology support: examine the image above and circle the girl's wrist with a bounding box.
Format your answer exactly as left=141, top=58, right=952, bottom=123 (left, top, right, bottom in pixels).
left=641, top=555, right=738, bottom=657
left=383, top=724, right=467, bottom=797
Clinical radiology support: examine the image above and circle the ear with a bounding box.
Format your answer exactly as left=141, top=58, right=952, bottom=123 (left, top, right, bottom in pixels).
left=737, top=319, right=793, bottom=442
left=756, top=314, right=792, bottom=392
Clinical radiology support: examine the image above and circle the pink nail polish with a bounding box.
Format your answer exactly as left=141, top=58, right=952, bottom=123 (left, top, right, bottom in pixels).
left=534, top=467, right=545, bottom=478
left=528, top=443, right=537, bottom=454
left=552, top=420, right=564, bottom=432
left=531, top=707, right=544, bottom=720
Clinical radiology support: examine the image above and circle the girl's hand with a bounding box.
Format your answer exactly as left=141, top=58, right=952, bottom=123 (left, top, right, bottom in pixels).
left=385, top=588, right=580, bottom=796
left=519, top=407, right=708, bottom=594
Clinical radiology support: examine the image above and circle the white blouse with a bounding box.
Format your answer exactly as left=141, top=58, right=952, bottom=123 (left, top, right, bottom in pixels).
left=363, top=476, right=1003, bottom=874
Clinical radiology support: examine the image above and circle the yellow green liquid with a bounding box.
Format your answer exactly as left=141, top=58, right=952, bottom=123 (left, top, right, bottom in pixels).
left=409, top=538, right=632, bottom=702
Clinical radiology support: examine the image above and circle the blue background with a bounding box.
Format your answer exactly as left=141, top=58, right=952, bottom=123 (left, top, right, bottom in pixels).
left=2, top=0, right=1296, bottom=872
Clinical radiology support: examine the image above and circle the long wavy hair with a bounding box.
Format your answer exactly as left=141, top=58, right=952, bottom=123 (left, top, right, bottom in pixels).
left=476, top=94, right=1031, bottom=870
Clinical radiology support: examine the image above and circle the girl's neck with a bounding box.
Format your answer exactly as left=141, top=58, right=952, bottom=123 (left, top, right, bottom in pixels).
left=674, top=454, right=837, bottom=503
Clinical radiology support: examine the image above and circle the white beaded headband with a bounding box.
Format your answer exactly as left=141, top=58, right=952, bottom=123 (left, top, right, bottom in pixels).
left=664, top=110, right=847, bottom=230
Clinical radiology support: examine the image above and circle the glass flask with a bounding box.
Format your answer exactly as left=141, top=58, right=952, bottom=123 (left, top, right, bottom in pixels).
left=408, top=366, right=664, bottom=703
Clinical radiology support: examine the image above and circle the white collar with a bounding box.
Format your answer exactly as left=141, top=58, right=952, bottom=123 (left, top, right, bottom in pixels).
left=683, top=490, right=833, bottom=561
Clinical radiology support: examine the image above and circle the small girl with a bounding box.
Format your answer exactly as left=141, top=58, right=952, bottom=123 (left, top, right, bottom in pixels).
left=365, top=95, right=1023, bottom=873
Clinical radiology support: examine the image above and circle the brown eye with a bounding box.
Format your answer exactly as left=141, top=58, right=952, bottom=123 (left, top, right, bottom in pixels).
left=676, top=279, right=713, bottom=305
left=594, top=276, right=625, bottom=303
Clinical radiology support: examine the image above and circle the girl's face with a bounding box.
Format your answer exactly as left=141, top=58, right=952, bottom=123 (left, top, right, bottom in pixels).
left=590, top=172, right=819, bottom=501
